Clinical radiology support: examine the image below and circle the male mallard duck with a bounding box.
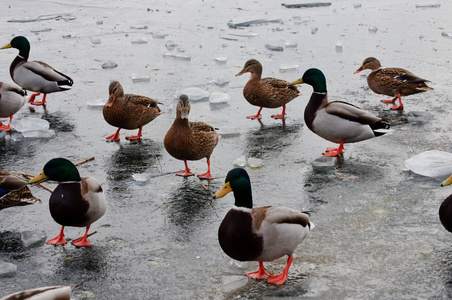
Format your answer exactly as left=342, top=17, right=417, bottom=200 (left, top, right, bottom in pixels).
left=1, top=36, right=73, bottom=106
left=354, top=57, right=433, bottom=110
left=439, top=175, right=452, bottom=233
left=29, top=158, right=106, bottom=247
left=103, top=81, right=163, bottom=142
left=290, top=68, right=391, bottom=157
left=164, top=95, right=220, bottom=180
left=0, top=82, right=27, bottom=131
left=0, top=168, right=40, bottom=210
left=236, top=59, right=301, bottom=120
left=0, top=285, right=75, bottom=300
left=213, top=168, right=313, bottom=285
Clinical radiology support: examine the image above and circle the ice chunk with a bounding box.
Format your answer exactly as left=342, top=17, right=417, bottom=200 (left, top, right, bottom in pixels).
left=285, top=41, right=298, bottom=48
left=102, top=61, right=118, bottom=69
left=86, top=99, right=106, bottom=107
left=209, top=92, right=230, bottom=104
left=218, top=128, right=241, bottom=138
left=279, top=64, right=298, bottom=73
left=152, top=33, right=168, bottom=39
left=281, top=2, right=331, bottom=8
left=96, top=20, right=103, bottom=25
left=368, top=25, right=378, bottom=33
left=163, top=51, right=191, bottom=61
left=311, top=27, right=319, bottom=34
left=0, top=261, right=17, bottom=278
left=22, top=130, right=55, bottom=139
left=131, top=38, right=148, bottom=44
left=273, top=26, right=284, bottom=32
left=30, top=28, right=52, bottom=33
left=335, top=41, right=343, bottom=52
left=233, top=155, right=247, bottom=167
left=265, top=44, right=283, bottom=51
left=21, top=231, right=46, bottom=249
left=165, top=40, right=177, bottom=50
left=228, top=31, right=258, bottom=38
left=222, top=276, right=249, bottom=293
left=131, top=25, right=148, bottom=30
left=214, top=56, right=228, bottom=64
left=441, top=32, right=452, bottom=38
left=11, top=117, right=49, bottom=132
left=354, top=3, right=362, bottom=8
left=90, top=38, right=101, bottom=45
left=0, top=130, right=6, bottom=140
left=132, top=74, right=151, bottom=83
left=175, top=88, right=209, bottom=102
left=227, top=19, right=282, bottom=29
left=208, top=77, right=230, bottom=87
left=405, top=150, right=452, bottom=177
left=132, top=173, right=151, bottom=182
left=415, top=3, right=440, bottom=8
left=247, top=157, right=264, bottom=168
left=312, top=156, right=336, bottom=173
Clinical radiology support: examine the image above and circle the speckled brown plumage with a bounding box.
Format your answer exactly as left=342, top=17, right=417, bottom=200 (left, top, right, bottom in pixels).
left=164, top=94, right=220, bottom=179
left=355, top=57, right=433, bottom=109
left=0, top=168, right=41, bottom=210
left=103, top=81, right=163, bottom=141
left=236, top=59, right=301, bottom=119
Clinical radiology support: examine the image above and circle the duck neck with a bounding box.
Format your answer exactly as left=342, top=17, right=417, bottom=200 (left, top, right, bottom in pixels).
left=10, top=56, right=25, bottom=79
left=233, top=185, right=253, bottom=209
left=305, top=92, right=328, bottom=131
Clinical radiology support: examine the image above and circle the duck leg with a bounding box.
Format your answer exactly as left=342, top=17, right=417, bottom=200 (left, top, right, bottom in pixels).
left=176, top=161, right=194, bottom=177
left=47, top=226, right=67, bottom=245
left=126, top=126, right=143, bottom=140
left=72, top=225, right=92, bottom=247
left=271, top=105, right=286, bottom=119
left=0, top=115, right=13, bottom=131
left=267, top=255, right=293, bottom=285
left=246, top=107, right=263, bottom=120
left=381, top=93, right=403, bottom=110
left=106, top=128, right=121, bottom=142
left=245, top=261, right=269, bottom=280
left=29, top=92, right=47, bottom=106
left=198, top=159, right=213, bottom=180
left=323, top=141, right=344, bottom=157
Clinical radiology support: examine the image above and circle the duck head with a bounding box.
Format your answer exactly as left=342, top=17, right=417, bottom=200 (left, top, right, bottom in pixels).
left=213, top=168, right=253, bottom=209
left=29, top=158, right=81, bottom=184
left=291, top=68, right=327, bottom=93
left=236, top=59, right=263, bottom=79
left=105, top=81, right=124, bottom=108
left=354, top=57, right=382, bottom=73
left=1, top=36, right=31, bottom=59
left=176, top=94, right=190, bottom=120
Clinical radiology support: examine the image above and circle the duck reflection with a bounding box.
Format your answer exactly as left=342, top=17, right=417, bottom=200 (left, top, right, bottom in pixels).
left=55, top=246, right=108, bottom=280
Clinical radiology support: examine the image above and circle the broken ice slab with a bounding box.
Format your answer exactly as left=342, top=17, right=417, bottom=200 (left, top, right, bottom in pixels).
left=285, top=41, right=298, bottom=48
left=8, top=13, right=76, bottom=23
left=90, top=38, right=101, bottom=45
left=174, top=87, right=209, bottom=102
left=209, top=92, right=230, bottom=104
left=311, top=27, right=319, bottom=34
left=102, top=61, right=118, bottom=69
left=132, top=74, right=151, bottom=83
left=208, top=77, right=230, bottom=87
left=131, top=25, right=148, bottom=30
left=163, top=52, right=191, bottom=61
left=86, top=99, right=106, bottom=107
left=11, top=117, right=49, bottom=133
left=21, top=231, right=46, bottom=249
left=335, top=41, right=343, bottom=52
left=441, top=32, right=452, bottom=38
left=265, top=44, right=284, bottom=51
left=152, top=33, right=168, bottom=39
left=233, top=155, right=247, bottom=167
left=368, top=25, right=378, bottom=33
left=281, top=2, right=332, bottom=8
left=214, top=56, right=228, bottom=64
left=22, top=130, right=55, bottom=139
left=96, top=20, right=103, bottom=25
left=227, top=19, right=282, bottom=29
left=247, top=157, right=264, bottom=168
left=405, top=150, right=452, bottom=178
left=228, top=31, right=258, bottom=38
left=0, top=261, right=17, bottom=278
left=415, top=3, right=440, bottom=8
left=132, top=173, right=151, bottom=182
left=312, top=156, right=336, bottom=173
left=0, top=130, right=6, bottom=140
left=354, top=3, right=362, bottom=8
left=165, top=40, right=177, bottom=50
left=222, top=276, right=250, bottom=293
left=30, top=28, right=52, bottom=33
left=280, top=64, right=298, bottom=73
left=218, top=127, right=241, bottom=138
left=131, top=37, right=148, bottom=44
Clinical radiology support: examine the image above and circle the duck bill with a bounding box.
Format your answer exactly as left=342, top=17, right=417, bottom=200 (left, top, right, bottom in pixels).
left=213, top=182, right=232, bottom=199
left=290, top=78, right=304, bottom=85
left=105, top=94, right=115, bottom=108
left=180, top=109, right=188, bottom=119
left=235, top=69, right=247, bottom=77
left=441, top=175, right=452, bottom=187
left=29, top=171, right=48, bottom=184
left=354, top=66, right=364, bottom=74
left=0, top=43, right=11, bottom=49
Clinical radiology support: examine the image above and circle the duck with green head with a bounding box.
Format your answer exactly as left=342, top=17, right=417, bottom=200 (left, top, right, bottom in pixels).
left=0, top=82, right=27, bottom=131
left=291, top=68, right=391, bottom=157
left=1, top=36, right=73, bottom=106
left=214, top=168, right=313, bottom=285
left=29, top=158, right=106, bottom=247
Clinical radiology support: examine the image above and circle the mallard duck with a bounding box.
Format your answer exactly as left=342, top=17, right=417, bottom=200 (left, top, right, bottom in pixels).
left=440, top=175, right=452, bottom=233
left=1, top=36, right=73, bottom=106
left=103, top=81, right=163, bottom=142
left=164, top=94, right=220, bottom=180
left=0, top=168, right=40, bottom=210
left=29, top=158, right=106, bottom=247
left=0, top=285, right=75, bottom=300
left=236, top=59, right=301, bottom=120
left=213, top=168, right=313, bottom=285
left=354, top=57, right=433, bottom=110
left=290, top=68, right=391, bottom=157
left=0, top=82, right=27, bottom=131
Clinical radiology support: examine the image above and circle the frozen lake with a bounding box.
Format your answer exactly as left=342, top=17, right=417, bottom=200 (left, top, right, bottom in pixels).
left=1, top=0, right=452, bottom=299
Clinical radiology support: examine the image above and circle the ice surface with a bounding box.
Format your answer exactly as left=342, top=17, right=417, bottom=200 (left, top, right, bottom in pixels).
left=0, top=130, right=6, bottom=140
left=233, top=155, right=247, bottom=167
left=279, top=64, right=298, bottom=73
left=86, top=99, right=106, bottom=107
left=11, top=117, right=49, bottom=132
left=405, top=150, right=452, bottom=177
left=247, top=157, right=264, bottom=168
left=175, top=88, right=209, bottom=102
left=208, top=77, right=230, bottom=87
left=214, top=56, right=228, bottom=64
left=132, top=173, right=151, bottom=182
left=8, top=13, right=76, bottom=23
left=132, top=74, right=151, bottom=83
left=312, top=156, right=336, bottom=173
left=209, top=92, right=230, bottom=104
left=21, top=231, right=46, bottom=249
left=265, top=44, right=284, bottom=51
left=22, top=130, right=55, bottom=139
left=221, top=276, right=249, bottom=293
left=102, top=61, right=118, bottom=69
left=218, top=128, right=241, bottom=138
left=131, top=38, right=148, bottom=44
left=0, top=261, right=17, bottom=278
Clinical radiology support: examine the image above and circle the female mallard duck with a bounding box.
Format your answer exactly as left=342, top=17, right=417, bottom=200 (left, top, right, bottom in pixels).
left=29, top=158, right=106, bottom=247
left=439, top=175, right=452, bottom=233
left=103, top=81, right=163, bottom=142
left=214, top=168, right=313, bottom=285
left=290, top=68, right=391, bottom=157
left=1, top=36, right=73, bottom=106
left=0, top=82, right=27, bottom=131
left=354, top=57, right=433, bottom=110
left=236, top=59, right=301, bottom=120
left=0, top=285, right=75, bottom=300
left=0, top=168, right=40, bottom=210
left=164, top=94, right=220, bottom=180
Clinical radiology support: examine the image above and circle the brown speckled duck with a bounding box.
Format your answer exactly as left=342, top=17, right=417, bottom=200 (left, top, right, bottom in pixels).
left=354, top=57, right=433, bottom=110
left=0, top=82, right=27, bottom=131
left=0, top=285, right=75, bottom=300
left=236, top=59, right=301, bottom=120
left=1, top=36, right=73, bottom=106
left=0, top=168, right=41, bottom=210
left=164, top=95, right=220, bottom=180
left=103, top=81, right=163, bottom=142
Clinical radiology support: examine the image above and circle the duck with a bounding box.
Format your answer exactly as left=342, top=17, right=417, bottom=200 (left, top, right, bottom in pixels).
left=236, top=59, right=301, bottom=120
left=213, top=168, right=313, bottom=285
left=164, top=94, right=220, bottom=180
left=0, top=82, right=27, bottom=131
left=0, top=285, right=75, bottom=300
left=354, top=57, right=433, bottom=110
left=0, top=168, right=41, bottom=211
left=439, top=175, right=452, bottom=233
left=1, top=36, right=73, bottom=106
left=103, top=81, right=163, bottom=142
left=29, top=158, right=106, bottom=247
left=290, top=68, right=392, bottom=157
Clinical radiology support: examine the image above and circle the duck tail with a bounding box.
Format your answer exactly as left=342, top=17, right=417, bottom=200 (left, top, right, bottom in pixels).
left=370, top=120, right=392, bottom=136
left=417, top=86, right=434, bottom=91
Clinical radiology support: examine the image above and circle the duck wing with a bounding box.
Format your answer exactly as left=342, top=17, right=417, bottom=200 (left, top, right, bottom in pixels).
left=323, top=101, right=381, bottom=125
left=126, top=94, right=160, bottom=108
left=19, top=60, right=73, bottom=84
left=379, top=68, right=429, bottom=83
left=261, top=77, right=299, bottom=91
left=251, top=206, right=311, bottom=231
